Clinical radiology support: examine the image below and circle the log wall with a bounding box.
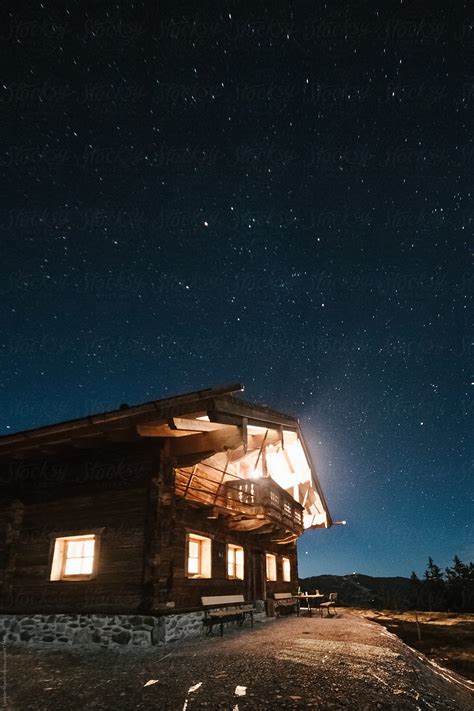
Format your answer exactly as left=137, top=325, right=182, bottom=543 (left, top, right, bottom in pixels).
left=0, top=447, right=155, bottom=613
left=0, top=443, right=298, bottom=615
left=167, top=497, right=298, bottom=610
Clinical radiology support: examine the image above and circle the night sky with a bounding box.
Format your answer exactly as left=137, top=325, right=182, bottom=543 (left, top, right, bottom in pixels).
left=1, top=2, right=472, bottom=578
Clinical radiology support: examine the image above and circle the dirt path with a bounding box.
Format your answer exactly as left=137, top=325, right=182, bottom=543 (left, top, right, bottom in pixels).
left=4, top=611, right=473, bottom=709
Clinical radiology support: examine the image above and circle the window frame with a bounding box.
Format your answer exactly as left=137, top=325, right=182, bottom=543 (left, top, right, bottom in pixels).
left=49, top=532, right=99, bottom=582
left=226, top=543, right=245, bottom=580
left=186, top=532, right=212, bottom=579
left=265, top=553, right=277, bottom=581
left=282, top=556, right=291, bottom=582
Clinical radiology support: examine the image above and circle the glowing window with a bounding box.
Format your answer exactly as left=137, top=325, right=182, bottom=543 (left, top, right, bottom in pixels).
left=50, top=534, right=96, bottom=581
left=266, top=553, right=277, bottom=581
left=187, top=533, right=212, bottom=578
left=282, top=557, right=291, bottom=582
left=227, top=544, right=244, bottom=580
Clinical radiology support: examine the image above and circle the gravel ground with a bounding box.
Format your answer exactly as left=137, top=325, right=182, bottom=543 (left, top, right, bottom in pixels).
left=3, top=611, right=473, bottom=710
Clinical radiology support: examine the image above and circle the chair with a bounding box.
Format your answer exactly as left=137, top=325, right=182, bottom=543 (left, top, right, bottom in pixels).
left=319, top=592, right=337, bottom=617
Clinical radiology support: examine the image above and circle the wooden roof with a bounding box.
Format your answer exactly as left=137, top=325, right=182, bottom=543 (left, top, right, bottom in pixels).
left=0, top=384, right=298, bottom=452
left=0, top=383, right=331, bottom=525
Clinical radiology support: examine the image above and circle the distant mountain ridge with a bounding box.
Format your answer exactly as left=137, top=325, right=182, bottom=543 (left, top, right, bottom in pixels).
left=299, top=573, right=413, bottom=608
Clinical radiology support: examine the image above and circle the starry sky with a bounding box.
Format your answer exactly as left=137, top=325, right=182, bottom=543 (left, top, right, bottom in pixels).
left=1, top=2, right=472, bottom=578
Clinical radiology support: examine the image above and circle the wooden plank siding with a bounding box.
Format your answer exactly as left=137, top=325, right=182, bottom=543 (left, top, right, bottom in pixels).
left=0, top=428, right=300, bottom=615
left=167, top=497, right=298, bottom=610
left=0, top=448, right=155, bottom=614
left=1, top=486, right=147, bottom=613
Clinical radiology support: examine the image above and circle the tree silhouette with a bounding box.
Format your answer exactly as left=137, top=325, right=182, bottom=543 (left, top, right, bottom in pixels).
left=408, top=555, right=474, bottom=612
left=445, top=555, right=474, bottom=611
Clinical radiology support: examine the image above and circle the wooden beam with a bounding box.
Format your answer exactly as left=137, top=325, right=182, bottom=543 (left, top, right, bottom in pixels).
left=296, top=429, right=332, bottom=525
left=226, top=518, right=269, bottom=532
left=209, top=398, right=298, bottom=429
left=173, top=451, right=215, bottom=468
left=271, top=533, right=299, bottom=544
left=247, top=431, right=281, bottom=450
left=105, top=429, right=141, bottom=443
left=170, top=428, right=282, bottom=463
left=169, top=417, right=234, bottom=433
left=242, top=417, right=248, bottom=453
left=253, top=429, right=268, bottom=473
left=71, top=440, right=105, bottom=450
left=213, top=449, right=232, bottom=505
left=0, top=420, right=144, bottom=455
left=183, top=464, right=198, bottom=498
left=168, top=426, right=242, bottom=458
left=0, top=383, right=243, bottom=455
left=136, top=423, right=196, bottom=437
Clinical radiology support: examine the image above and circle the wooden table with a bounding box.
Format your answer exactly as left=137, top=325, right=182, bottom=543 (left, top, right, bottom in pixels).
left=297, top=594, right=325, bottom=617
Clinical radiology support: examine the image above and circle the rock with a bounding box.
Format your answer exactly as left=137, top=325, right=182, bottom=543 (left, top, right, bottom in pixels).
left=151, top=622, right=165, bottom=645
left=131, top=630, right=150, bottom=646
left=74, top=629, right=92, bottom=644
left=111, top=630, right=131, bottom=645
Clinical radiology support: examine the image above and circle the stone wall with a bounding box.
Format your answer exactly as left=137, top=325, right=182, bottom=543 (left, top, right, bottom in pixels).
left=0, top=611, right=206, bottom=648
left=163, top=611, right=205, bottom=643
left=0, top=603, right=271, bottom=648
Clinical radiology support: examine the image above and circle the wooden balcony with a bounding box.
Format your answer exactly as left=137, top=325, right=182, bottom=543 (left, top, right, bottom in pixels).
left=223, top=478, right=304, bottom=537
left=175, top=465, right=304, bottom=540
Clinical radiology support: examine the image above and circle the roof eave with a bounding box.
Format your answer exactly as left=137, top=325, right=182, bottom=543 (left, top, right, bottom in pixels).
left=298, top=425, right=332, bottom=528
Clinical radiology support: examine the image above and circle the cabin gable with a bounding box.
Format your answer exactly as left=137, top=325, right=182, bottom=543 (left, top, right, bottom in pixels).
left=0, top=385, right=330, bottom=621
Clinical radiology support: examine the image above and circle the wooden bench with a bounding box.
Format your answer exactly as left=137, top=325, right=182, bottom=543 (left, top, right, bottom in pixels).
left=319, top=592, right=338, bottom=617
left=201, top=595, right=254, bottom=636
left=274, top=592, right=300, bottom=617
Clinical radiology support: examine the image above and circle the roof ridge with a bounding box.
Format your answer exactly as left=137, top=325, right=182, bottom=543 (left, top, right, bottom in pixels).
left=0, top=383, right=244, bottom=444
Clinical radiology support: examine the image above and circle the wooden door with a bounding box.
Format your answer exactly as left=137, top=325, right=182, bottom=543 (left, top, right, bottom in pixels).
left=248, top=549, right=266, bottom=602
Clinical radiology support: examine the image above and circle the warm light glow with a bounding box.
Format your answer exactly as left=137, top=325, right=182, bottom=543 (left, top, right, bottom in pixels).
left=266, top=450, right=294, bottom=489
left=187, top=533, right=212, bottom=578
left=282, top=557, right=291, bottom=582
left=227, top=544, right=244, bottom=579
left=188, top=540, right=200, bottom=574
left=304, top=512, right=327, bottom=528
left=50, top=534, right=96, bottom=581
left=176, top=424, right=329, bottom=529
left=266, top=553, right=277, bottom=581
left=265, top=433, right=328, bottom=529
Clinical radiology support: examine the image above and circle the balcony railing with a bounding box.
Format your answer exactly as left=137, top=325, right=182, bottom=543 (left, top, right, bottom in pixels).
left=175, top=467, right=304, bottom=538
left=224, top=477, right=304, bottom=533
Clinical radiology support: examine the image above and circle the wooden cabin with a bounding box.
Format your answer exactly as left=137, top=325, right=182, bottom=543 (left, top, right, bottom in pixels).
left=0, top=384, right=331, bottom=642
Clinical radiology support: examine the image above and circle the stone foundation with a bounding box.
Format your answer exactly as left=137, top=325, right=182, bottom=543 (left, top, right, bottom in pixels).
left=0, top=600, right=269, bottom=648
left=0, top=611, right=206, bottom=648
